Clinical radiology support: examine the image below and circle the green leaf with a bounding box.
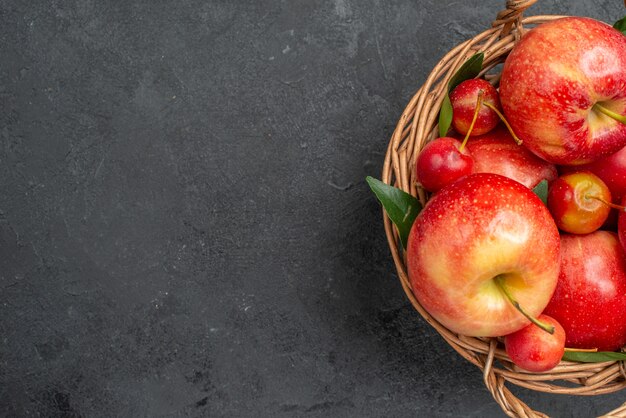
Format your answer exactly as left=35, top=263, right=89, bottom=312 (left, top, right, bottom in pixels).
left=614, top=16, right=626, bottom=35
left=366, top=176, right=422, bottom=249
left=438, top=52, right=484, bottom=136
left=562, top=351, right=626, bottom=363
left=438, top=95, right=453, bottom=138
left=532, top=179, right=548, bottom=205
left=448, top=52, right=484, bottom=92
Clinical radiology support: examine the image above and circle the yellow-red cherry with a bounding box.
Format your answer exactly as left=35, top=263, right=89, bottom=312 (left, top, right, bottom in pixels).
left=547, top=171, right=612, bottom=234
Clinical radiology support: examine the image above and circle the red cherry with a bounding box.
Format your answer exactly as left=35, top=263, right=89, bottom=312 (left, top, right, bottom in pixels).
left=450, top=79, right=501, bottom=137
left=504, top=314, right=565, bottom=373
left=416, top=137, right=473, bottom=192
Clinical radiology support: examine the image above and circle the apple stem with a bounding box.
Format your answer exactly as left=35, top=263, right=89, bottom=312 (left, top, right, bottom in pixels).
left=482, top=101, right=524, bottom=145
left=585, top=194, right=626, bottom=211
left=494, top=275, right=555, bottom=334
left=459, top=90, right=484, bottom=153
left=593, top=103, right=626, bottom=125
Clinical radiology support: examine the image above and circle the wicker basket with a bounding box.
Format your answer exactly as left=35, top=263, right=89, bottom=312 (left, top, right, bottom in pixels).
left=381, top=1, right=626, bottom=416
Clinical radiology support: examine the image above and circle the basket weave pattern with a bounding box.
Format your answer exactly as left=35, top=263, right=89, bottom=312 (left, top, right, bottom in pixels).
left=381, top=1, right=626, bottom=416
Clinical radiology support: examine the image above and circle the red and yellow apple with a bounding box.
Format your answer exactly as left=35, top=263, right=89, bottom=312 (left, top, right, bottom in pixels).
left=406, top=173, right=560, bottom=337
left=500, top=17, right=626, bottom=165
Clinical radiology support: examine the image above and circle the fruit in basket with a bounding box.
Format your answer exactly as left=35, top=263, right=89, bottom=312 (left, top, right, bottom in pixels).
left=500, top=17, right=626, bottom=165
left=450, top=79, right=501, bottom=137
left=547, top=172, right=612, bottom=234
left=415, top=137, right=473, bottom=192
left=406, top=173, right=560, bottom=337
left=504, top=314, right=565, bottom=373
left=543, top=231, right=626, bottom=352
left=369, top=8, right=626, bottom=417
left=465, top=126, right=557, bottom=189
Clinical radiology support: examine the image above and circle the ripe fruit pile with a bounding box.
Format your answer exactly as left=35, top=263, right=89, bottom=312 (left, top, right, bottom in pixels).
left=409, top=16, right=626, bottom=373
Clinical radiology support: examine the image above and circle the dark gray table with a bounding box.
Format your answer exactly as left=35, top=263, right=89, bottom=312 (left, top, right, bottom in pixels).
left=2, top=1, right=625, bottom=416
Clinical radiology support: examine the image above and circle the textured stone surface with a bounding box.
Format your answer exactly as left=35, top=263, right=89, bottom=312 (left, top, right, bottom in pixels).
left=1, top=1, right=625, bottom=417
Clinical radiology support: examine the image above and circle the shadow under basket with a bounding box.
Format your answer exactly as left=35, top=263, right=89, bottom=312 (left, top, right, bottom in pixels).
left=380, top=1, right=626, bottom=417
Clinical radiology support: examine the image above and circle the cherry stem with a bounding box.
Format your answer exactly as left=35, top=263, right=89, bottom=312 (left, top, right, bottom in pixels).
left=459, top=90, right=484, bottom=153
left=593, top=103, right=626, bottom=125
left=564, top=347, right=598, bottom=353
left=585, top=194, right=626, bottom=211
left=494, top=275, right=555, bottom=334
left=482, top=101, right=524, bottom=145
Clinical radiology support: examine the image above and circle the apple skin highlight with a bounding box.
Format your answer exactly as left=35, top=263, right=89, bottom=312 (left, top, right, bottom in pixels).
left=500, top=17, right=626, bottom=165
left=407, top=173, right=561, bottom=337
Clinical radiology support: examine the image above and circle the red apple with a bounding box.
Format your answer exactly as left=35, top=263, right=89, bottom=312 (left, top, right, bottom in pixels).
left=465, top=126, right=557, bottom=189
left=547, top=171, right=612, bottom=234
left=407, top=173, right=560, bottom=337
left=504, top=314, right=565, bottom=373
left=450, top=79, right=501, bottom=137
left=543, top=231, right=626, bottom=351
left=500, top=17, right=626, bottom=165
left=415, top=137, right=473, bottom=192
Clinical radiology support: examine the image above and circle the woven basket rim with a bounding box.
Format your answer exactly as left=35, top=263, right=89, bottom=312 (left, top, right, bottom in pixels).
left=380, top=8, right=626, bottom=418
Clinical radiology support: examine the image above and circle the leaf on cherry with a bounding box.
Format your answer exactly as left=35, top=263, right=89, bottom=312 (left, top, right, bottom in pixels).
left=614, top=16, right=626, bottom=35
left=438, top=52, right=484, bottom=137
left=366, top=176, right=422, bottom=249
left=532, top=179, right=548, bottom=205
left=562, top=350, right=626, bottom=363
